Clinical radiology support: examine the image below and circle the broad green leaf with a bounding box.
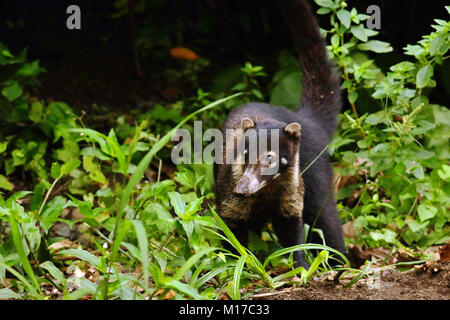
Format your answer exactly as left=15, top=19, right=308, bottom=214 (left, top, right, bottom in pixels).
left=0, top=175, right=13, bottom=191
left=58, top=249, right=100, bottom=268
left=40, top=261, right=67, bottom=289
left=0, top=288, right=21, bottom=299
left=168, top=191, right=186, bottom=217
left=416, top=64, right=433, bottom=89
left=430, top=35, right=445, bottom=56
left=1, top=81, right=22, bottom=101
left=29, top=101, right=44, bottom=123
left=358, top=40, right=393, bottom=53
left=314, top=0, right=338, bottom=9
left=50, top=162, right=61, bottom=179
left=351, top=25, right=367, bottom=42
left=417, top=204, right=437, bottom=222
left=437, top=164, right=450, bottom=181
left=61, top=158, right=81, bottom=176
left=337, top=9, right=351, bottom=29
left=40, top=196, right=68, bottom=232
left=183, top=197, right=204, bottom=218
left=0, top=141, right=7, bottom=153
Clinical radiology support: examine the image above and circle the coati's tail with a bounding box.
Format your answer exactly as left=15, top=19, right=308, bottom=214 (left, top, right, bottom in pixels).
left=280, top=0, right=342, bottom=139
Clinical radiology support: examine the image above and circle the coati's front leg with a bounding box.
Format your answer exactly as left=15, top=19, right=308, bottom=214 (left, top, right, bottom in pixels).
left=272, top=214, right=309, bottom=269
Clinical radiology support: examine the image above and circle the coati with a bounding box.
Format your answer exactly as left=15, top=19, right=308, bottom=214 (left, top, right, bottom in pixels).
left=214, top=0, right=346, bottom=269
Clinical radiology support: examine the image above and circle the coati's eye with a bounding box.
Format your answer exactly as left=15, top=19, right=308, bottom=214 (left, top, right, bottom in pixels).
left=263, top=154, right=275, bottom=165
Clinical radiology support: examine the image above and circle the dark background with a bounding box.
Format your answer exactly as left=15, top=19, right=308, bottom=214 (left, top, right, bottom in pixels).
left=0, top=0, right=448, bottom=110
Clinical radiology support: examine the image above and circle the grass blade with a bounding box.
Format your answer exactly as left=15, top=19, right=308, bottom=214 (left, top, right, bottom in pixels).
left=164, top=279, right=207, bottom=300
left=173, top=247, right=218, bottom=281
left=131, top=220, right=149, bottom=286
left=343, top=260, right=373, bottom=288
left=9, top=209, right=42, bottom=296
left=231, top=254, right=247, bottom=300
left=263, top=243, right=350, bottom=268
left=303, top=250, right=328, bottom=283
left=0, top=261, right=39, bottom=298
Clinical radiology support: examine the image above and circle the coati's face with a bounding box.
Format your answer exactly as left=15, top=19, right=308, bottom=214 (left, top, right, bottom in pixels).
left=232, top=118, right=301, bottom=197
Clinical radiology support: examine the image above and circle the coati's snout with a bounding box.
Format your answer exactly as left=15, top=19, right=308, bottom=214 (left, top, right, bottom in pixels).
left=233, top=167, right=265, bottom=196
left=232, top=153, right=277, bottom=196
left=232, top=118, right=301, bottom=197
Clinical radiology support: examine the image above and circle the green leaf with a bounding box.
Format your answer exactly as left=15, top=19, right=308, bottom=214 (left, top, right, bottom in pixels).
left=269, top=71, right=302, bottom=109
left=337, top=9, right=351, bottom=29
left=183, top=197, right=204, bottom=218
left=0, top=288, right=21, bottom=299
left=50, top=162, right=61, bottom=179
left=437, top=164, right=450, bottom=181
left=407, top=218, right=428, bottom=233
left=416, top=65, right=434, bottom=89
left=430, top=35, right=445, bottom=56
left=58, top=249, right=100, bottom=268
left=350, top=25, right=367, bottom=42
left=0, top=175, right=13, bottom=191
left=0, top=141, right=7, bottom=153
left=417, top=204, right=437, bottom=222
left=40, top=196, right=68, bottom=232
left=1, top=81, right=22, bottom=101
left=168, top=191, right=186, bottom=217
left=29, top=101, right=44, bottom=123
left=358, top=40, right=393, bottom=53
left=314, top=0, right=338, bottom=9
left=317, top=7, right=331, bottom=15
left=348, top=90, right=358, bottom=104
left=83, top=156, right=107, bottom=184
left=61, top=158, right=81, bottom=176
left=40, top=261, right=67, bottom=289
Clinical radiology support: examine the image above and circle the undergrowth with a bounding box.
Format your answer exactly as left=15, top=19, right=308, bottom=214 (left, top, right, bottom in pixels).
left=0, top=1, right=448, bottom=300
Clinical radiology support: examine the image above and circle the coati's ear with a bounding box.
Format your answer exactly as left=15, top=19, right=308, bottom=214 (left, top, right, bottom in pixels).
left=284, top=122, right=301, bottom=138
left=241, top=117, right=255, bottom=131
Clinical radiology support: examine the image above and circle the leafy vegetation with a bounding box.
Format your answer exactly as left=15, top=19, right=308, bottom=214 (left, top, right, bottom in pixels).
left=0, top=0, right=448, bottom=300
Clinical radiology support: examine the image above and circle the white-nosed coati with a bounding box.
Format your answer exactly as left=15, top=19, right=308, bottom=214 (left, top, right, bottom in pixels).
left=214, top=0, right=346, bottom=269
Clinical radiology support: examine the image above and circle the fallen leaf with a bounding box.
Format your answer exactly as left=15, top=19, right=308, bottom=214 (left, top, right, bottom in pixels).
left=49, top=239, right=77, bottom=251
left=170, top=47, right=199, bottom=60
left=438, top=242, right=450, bottom=262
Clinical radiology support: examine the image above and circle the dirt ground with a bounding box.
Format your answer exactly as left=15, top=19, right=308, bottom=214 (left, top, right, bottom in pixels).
left=253, top=261, right=449, bottom=300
